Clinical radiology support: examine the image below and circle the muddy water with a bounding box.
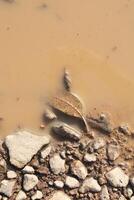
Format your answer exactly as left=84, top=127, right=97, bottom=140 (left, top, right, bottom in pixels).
left=0, top=0, right=134, bottom=137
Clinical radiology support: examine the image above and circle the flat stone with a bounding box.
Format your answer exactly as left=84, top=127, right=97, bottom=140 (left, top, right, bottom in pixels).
left=54, top=180, right=64, bottom=189
left=49, top=191, right=71, bottom=200
left=16, top=190, right=27, bottom=200
left=107, top=144, right=120, bottom=161
left=100, top=185, right=110, bottom=200
left=52, top=123, right=82, bottom=141
left=22, top=166, right=35, bottom=174
left=79, top=177, right=101, bottom=193
left=31, top=190, right=43, bottom=200
left=0, top=179, right=16, bottom=197
left=84, top=153, right=97, bottom=162
left=5, top=131, right=50, bottom=168
left=7, top=170, right=17, bottom=179
left=65, top=176, right=80, bottom=188
left=23, top=174, right=38, bottom=191
left=49, top=153, right=65, bottom=175
left=106, top=167, right=129, bottom=187
left=70, top=160, right=87, bottom=180
left=40, top=145, right=51, bottom=159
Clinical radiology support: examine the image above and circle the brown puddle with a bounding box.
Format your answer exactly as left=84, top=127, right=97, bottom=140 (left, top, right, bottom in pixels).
left=0, top=0, right=134, bottom=137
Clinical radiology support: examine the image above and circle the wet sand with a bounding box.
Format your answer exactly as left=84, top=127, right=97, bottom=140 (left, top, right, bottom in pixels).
left=0, top=0, right=134, bottom=136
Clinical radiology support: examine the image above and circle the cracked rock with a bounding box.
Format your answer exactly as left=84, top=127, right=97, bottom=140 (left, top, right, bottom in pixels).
left=5, top=131, right=50, bottom=168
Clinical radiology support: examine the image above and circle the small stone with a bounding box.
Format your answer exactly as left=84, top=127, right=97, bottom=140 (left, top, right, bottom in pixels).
left=130, top=176, right=134, bottom=187
left=79, top=136, right=90, bottom=150
left=36, top=166, right=49, bottom=175
left=0, top=158, right=7, bottom=172
left=49, top=191, right=71, bottom=200
left=100, top=185, right=110, bottom=200
left=106, top=167, right=129, bottom=187
left=70, top=160, right=87, bottom=180
left=65, top=176, right=80, bottom=188
left=60, top=150, right=66, bottom=159
left=23, top=174, right=38, bottom=191
left=16, top=190, right=27, bottom=200
left=44, top=109, right=57, bottom=120
left=0, top=179, right=16, bottom=197
left=119, top=124, right=131, bottom=135
left=5, top=131, right=50, bottom=168
left=79, top=177, right=101, bottom=193
left=93, top=138, right=105, bottom=150
left=54, top=180, right=64, bottom=189
left=40, top=145, right=51, bottom=159
left=84, top=153, right=97, bottom=162
left=52, top=122, right=82, bottom=141
left=131, top=196, right=134, bottom=200
left=107, top=144, right=120, bottom=161
left=31, top=190, right=43, bottom=200
left=22, top=166, right=35, bottom=174
left=7, top=170, right=17, bottom=179
left=126, top=187, right=133, bottom=198
left=49, top=153, right=65, bottom=175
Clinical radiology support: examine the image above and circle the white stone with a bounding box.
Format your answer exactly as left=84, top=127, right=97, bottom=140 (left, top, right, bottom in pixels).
left=79, top=177, right=101, bottom=193
left=131, top=196, right=134, bottom=200
left=84, top=153, right=97, bottom=162
left=49, top=191, right=71, bottom=200
left=100, top=185, right=110, bottom=200
left=31, top=190, right=43, bottom=200
left=49, top=153, right=65, bottom=175
left=16, top=190, right=27, bottom=200
left=65, top=176, right=80, bottom=188
left=93, top=138, right=105, bottom=150
left=7, top=170, right=17, bottom=179
left=119, top=195, right=127, bottom=200
left=41, top=145, right=51, bottom=159
left=0, top=179, right=16, bottom=197
left=23, top=174, right=38, bottom=191
left=22, top=166, right=35, bottom=174
left=71, top=160, right=87, bottom=180
left=126, top=187, right=133, bottom=198
left=106, top=167, right=129, bottom=187
left=54, top=180, right=64, bottom=189
left=5, top=130, right=50, bottom=168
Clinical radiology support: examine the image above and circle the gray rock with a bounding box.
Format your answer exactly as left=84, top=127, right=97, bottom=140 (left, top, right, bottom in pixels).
left=54, top=180, right=64, bottom=189
left=0, top=179, right=16, bottom=197
left=40, top=145, right=51, bottom=159
left=84, top=153, right=97, bottom=162
left=7, top=170, right=17, bottom=179
left=106, top=167, right=129, bottom=187
left=50, top=153, right=65, bottom=174
left=23, top=174, right=38, bottom=191
left=100, top=185, right=110, bottom=200
left=49, top=191, right=71, bottom=200
left=5, top=131, right=50, bottom=168
left=107, top=144, right=120, bottom=161
left=79, top=177, right=101, bottom=193
left=16, top=190, right=27, bottom=200
left=52, top=123, right=82, bottom=141
left=65, top=176, right=80, bottom=188
left=93, top=138, right=105, bottom=150
left=31, top=190, right=43, bottom=200
left=70, top=160, right=87, bottom=180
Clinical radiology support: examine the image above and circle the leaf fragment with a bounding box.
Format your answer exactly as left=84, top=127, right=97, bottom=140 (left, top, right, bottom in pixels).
left=49, top=91, right=89, bottom=132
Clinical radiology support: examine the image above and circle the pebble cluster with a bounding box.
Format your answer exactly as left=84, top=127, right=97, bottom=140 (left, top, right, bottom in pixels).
left=0, top=118, right=133, bottom=200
